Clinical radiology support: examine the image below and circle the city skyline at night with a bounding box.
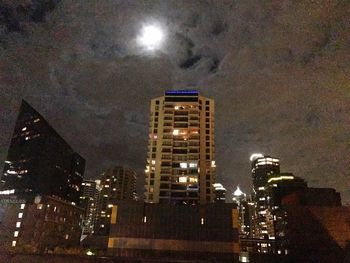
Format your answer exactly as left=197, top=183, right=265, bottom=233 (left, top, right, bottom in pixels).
left=1, top=1, right=350, bottom=205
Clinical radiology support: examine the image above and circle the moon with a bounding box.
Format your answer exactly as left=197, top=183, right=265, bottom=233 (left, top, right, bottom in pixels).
left=137, top=24, right=165, bottom=51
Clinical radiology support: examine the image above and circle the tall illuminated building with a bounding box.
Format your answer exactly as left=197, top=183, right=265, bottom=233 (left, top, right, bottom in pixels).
left=1, top=100, right=85, bottom=204
left=144, top=90, right=216, bottom=205
left=81, top=180, right=100, bottom=235
left=250, top=154, right=280, bottom=239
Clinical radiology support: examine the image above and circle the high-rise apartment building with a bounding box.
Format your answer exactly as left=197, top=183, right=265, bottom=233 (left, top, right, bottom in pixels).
left=95, top=166, right=136, bottom=235
left=144, top=90, right=216, bottom=205
left=81, top=180, right=100, bottom=235
left=1, top=100, right=85, bottom=204
left=250, top=154, right=280, bottom=239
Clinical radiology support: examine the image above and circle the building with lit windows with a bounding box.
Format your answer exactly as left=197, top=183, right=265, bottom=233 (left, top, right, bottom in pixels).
left=95, top=166, right=136, bottom=235
left=80, top=180, right=101, bottom=235
left=250, top=154, right=280, bottom=239
left=0, top=194, right=83, bottom=252
left=213, top=183, right=226, bottom=203
left=144, top=90, right=216, bottom=205
left=1, top=100, right=85, bottom=204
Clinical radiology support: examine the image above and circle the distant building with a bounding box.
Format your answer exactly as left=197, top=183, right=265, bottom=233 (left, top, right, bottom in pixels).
left=232, top=187, right=253, bottom=238
left=265, top=173, right=308, bottom=239
left=1, top=100, right=85, bottom=204
left=95, top=166, right=136, bottom=235
left=213, top=183, right=226, bottom=203
left=107, top=201, right=239, bottom=262
left=250, top=154, right=280, bottom=239
left=0, top=194, right=83, bottom=252
left=282, top=187, right=341, bottom=207
left=80, top=180, right=100, bottom=235
left=144, top=90, right=216, bottom=205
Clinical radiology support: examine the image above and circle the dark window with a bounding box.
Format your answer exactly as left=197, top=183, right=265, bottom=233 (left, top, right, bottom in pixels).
left=155, top=100, right=159, bottom=105
left=206, top=101, right=210, bottom=105
left=206, top=112, right=209, bottom=117
left=205, top=106, right=209, bottom=111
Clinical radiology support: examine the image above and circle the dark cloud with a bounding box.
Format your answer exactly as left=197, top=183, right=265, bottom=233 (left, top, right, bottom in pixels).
left=179, top=54, right=202, bottom=69
left=1, top=0, right=350, bottom=203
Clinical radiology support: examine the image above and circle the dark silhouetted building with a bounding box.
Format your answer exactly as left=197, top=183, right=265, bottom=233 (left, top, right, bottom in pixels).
left=107, top=201, right=239, bottom=262
left=1, top=100, right=85, bottom=204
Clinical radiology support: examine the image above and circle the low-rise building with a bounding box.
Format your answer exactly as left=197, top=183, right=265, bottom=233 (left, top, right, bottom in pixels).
left=0, top=194, right=83, bottom=252
left=107, top=201, right=239, bottom=262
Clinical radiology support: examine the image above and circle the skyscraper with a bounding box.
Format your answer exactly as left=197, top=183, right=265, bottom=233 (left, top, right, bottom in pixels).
left=250, top=154, right=280, bottom=239
left=81, top=180, right=100, bottom=235
left=95, top=166, right=136, bottom=235
left=144, top=90, right=216, bottom=205
left=1, top=100, right=85, bottom=204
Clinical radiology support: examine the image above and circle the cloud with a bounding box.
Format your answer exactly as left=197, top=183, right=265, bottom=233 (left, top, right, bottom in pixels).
left=1, top=0, right=350, bottom=203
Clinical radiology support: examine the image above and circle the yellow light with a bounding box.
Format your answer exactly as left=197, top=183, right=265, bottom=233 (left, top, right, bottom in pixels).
left=267, top=176, right=294, bottom=183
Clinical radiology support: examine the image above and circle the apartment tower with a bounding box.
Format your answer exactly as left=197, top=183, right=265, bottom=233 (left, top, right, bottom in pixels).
left=144, top=90, right=216, bottom=205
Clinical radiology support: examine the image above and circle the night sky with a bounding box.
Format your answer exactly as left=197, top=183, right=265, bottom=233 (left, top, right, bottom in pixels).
left=1, top=1, right=349, bottom=203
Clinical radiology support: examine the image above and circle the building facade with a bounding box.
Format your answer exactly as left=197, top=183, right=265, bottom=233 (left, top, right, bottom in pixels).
left=0, top=195, right=83, bottom=252
left=95, top=166, right=136, bottom=235
left=107, top=201, right=239, bottom=262
left=1, top=100, right=85, bottom=204
left=80, top=180, right=100, bottom=235
left=250, top=154, right=280, bottom=239
left=144, top=90, right=216, bottom=205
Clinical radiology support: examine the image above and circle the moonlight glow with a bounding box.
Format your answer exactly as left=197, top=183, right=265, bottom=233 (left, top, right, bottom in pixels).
left=137, top=24, right=165, bottom=51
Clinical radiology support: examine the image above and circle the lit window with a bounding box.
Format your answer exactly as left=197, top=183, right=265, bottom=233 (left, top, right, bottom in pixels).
left=14, top=231, right=19, bottom=237
left=180, top=163, right=187, bottom=169
left=20, top=204, right=25, bottom=209
left=189, top=163, right=197, bottom=168
left=12, top=241, right=16, bottom=247
left=53, top=206, right=57, bottom=212
left=37, top=204, right=43, bottom=209
left=201, top=218, right=204, bottom=225
left=16, top=222, right=21, bottom=228
left=33, top=118, right=40, bottom=123
left=18, top=213, right=23, bottom=219
left=179, top=177, right=187, bottom=183
left=172, top=129, right=179, bottom=135
left=151, top=160, right=156, bottom=165
left=143, top=216, right=147, bottom=223
left=107, top=204, right=113, bottom=208
left=65, top=234, right=69, bottom=240
left=22, top=127, right=27, bottom=131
